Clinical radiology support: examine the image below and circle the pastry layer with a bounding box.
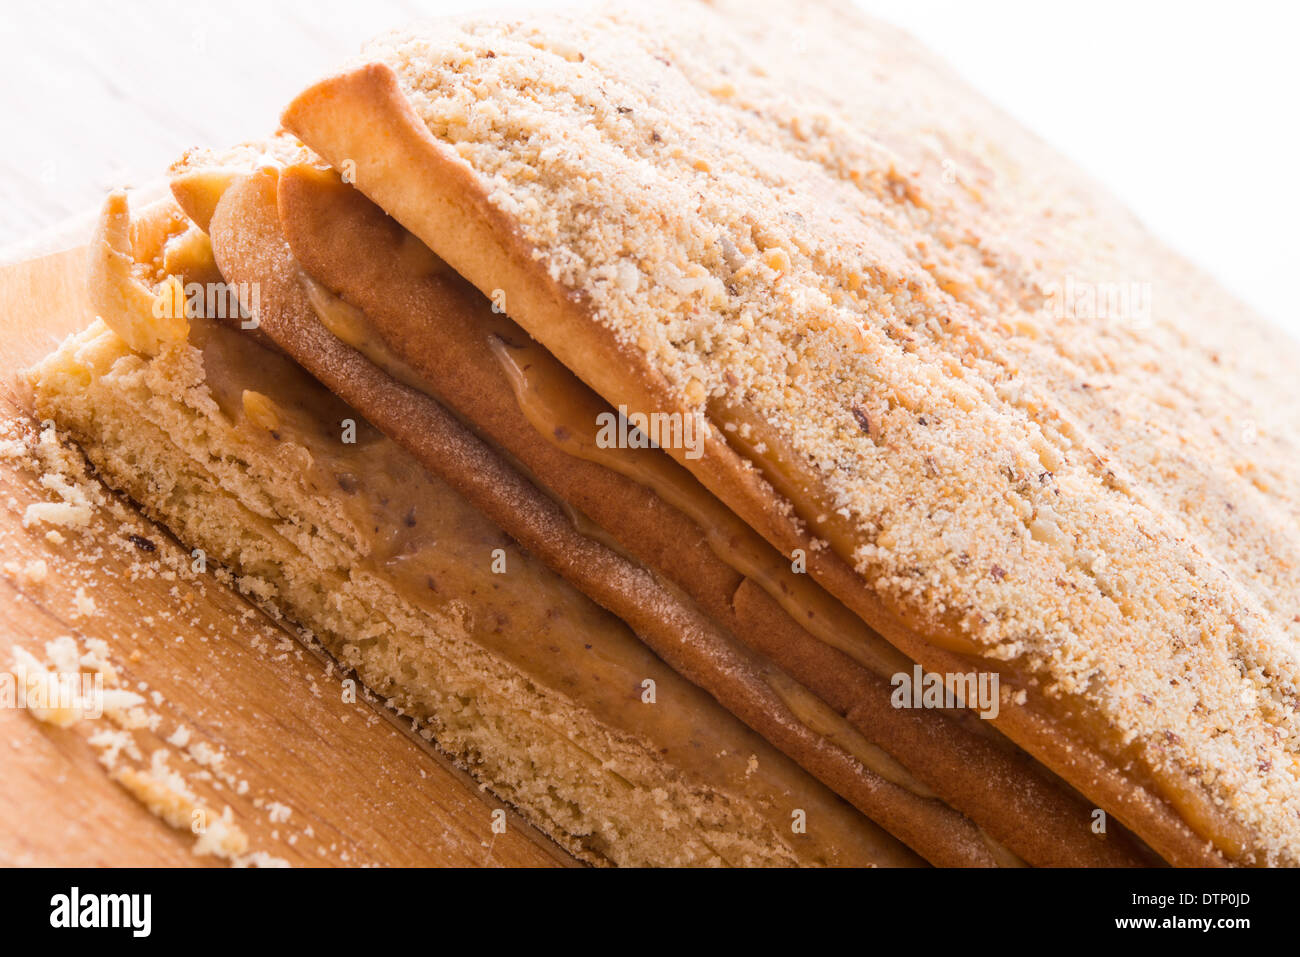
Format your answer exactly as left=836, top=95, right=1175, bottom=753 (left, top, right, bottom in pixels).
left=280, top=0, right=1300, bottom=864
left=29, top=204, right=919, bottom=867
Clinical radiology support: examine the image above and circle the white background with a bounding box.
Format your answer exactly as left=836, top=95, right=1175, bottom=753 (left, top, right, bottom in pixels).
left=1, top=0, right=1295, bottom=335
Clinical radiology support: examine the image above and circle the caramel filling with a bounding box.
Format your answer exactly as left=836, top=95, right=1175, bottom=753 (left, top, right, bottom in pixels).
left=304, top=267, right=914, bottom=680
left=298, top=284, right=946, bottom=808
left=189, top=314, right=900, bottom=866
left=487, top=334, right=915, bottom=681
left=301, top=273, right=431, bottom=392
left=760, top=668, right=936, bottom=799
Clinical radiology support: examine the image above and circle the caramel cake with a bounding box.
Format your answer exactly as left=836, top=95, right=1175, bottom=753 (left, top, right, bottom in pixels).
left=272, top=0, right=1300, bottom=865
left=169, top=151, right=1147, bottom=867
left=29, top=192, right=922, bottom=868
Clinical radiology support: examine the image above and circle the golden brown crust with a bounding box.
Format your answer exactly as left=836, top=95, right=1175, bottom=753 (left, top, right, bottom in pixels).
left=281, top=59, right=1227, bottom=866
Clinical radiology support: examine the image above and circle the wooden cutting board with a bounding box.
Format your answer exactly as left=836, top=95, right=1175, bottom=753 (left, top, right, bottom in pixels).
left=0, top=244, right=570, bottom=867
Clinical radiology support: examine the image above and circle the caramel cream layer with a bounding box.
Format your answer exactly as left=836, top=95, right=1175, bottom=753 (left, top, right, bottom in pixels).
left=306, top=268, right=915, bottom=682
left=487, top=334, right=919, bottom=683
left=300, top=279, right=942, bottom=807
left=187, top=313, right=907, bottom=866
left=308, top=263, right=892, bottom=663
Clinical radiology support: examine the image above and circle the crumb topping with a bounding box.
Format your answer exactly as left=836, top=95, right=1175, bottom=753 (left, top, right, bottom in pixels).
left=365, top=0, right=1300, bottom=860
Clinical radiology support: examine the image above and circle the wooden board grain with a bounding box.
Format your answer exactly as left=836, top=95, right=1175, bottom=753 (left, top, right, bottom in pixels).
left=0, top=245, right=571, bottom=867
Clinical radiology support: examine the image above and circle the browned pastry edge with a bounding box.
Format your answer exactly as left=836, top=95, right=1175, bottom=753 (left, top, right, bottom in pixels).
left=208, top=166, right=1001, bottom=867
left=281, top=63, right=1231, bottom=866
left=274, top=164, right=1148, bottom=868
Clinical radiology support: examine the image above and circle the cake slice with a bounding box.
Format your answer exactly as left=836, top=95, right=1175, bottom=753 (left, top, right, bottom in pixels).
left=29, top=193, right=919, bottom=867
left=182, top=150, right=1146, bottom=866
left=278, top=0, right=1300, bottom=864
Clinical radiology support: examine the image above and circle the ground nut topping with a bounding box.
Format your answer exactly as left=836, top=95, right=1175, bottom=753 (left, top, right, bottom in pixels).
left=361, top=0, right=1300, bottom=861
